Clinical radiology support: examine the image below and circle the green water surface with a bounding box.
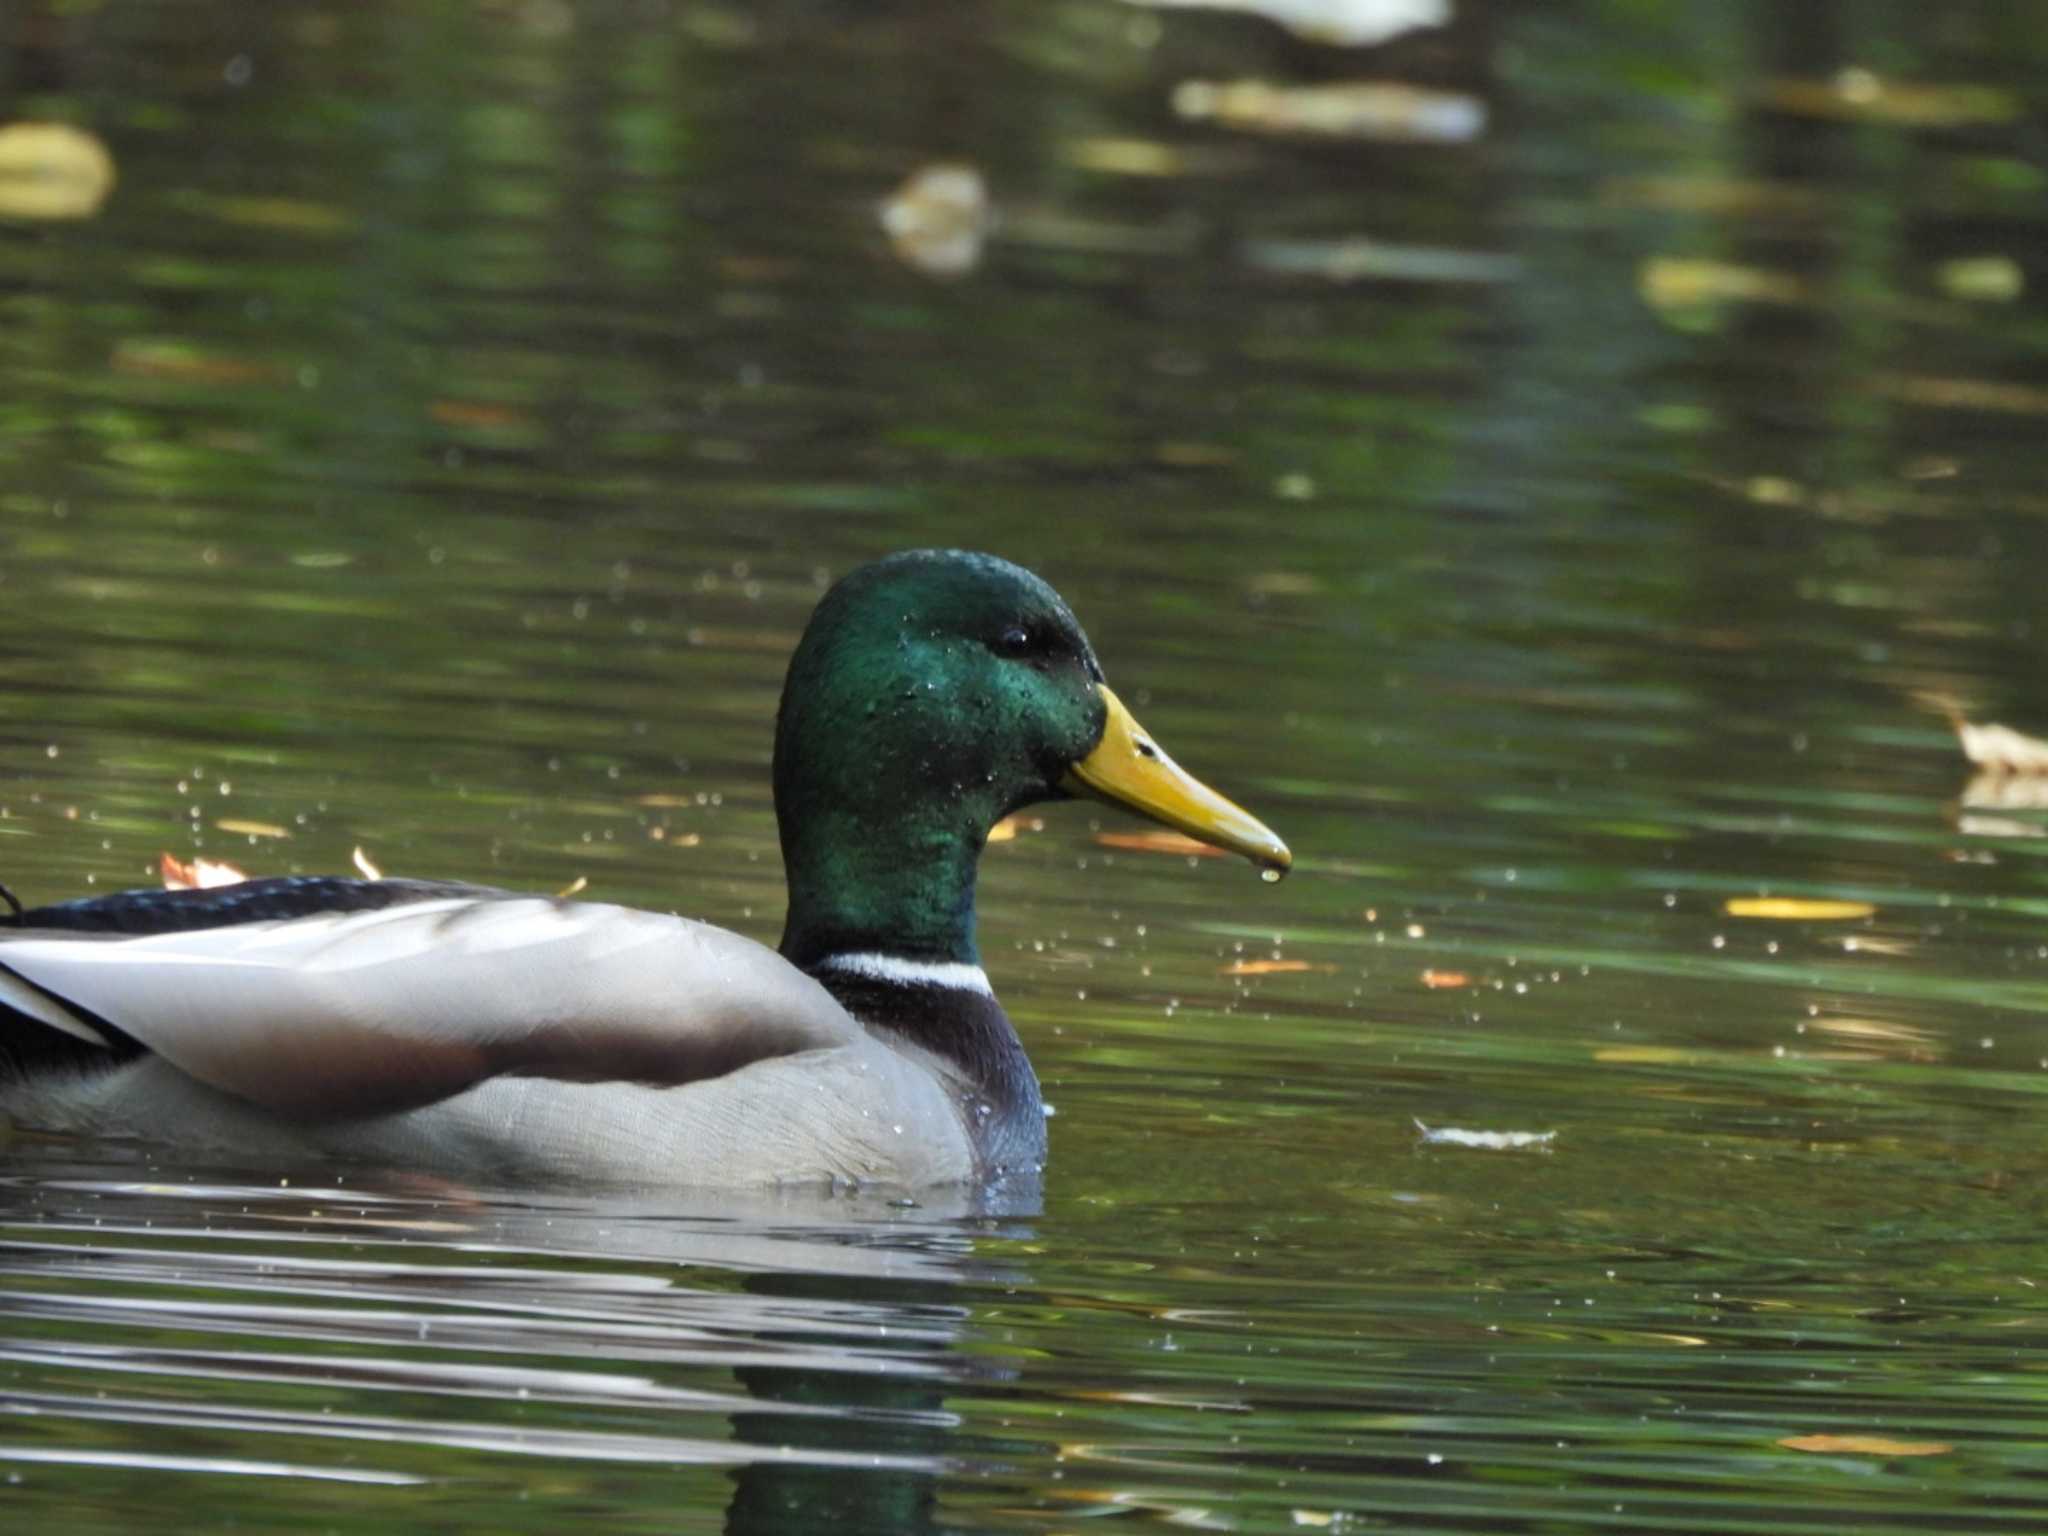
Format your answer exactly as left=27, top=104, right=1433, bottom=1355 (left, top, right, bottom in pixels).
left=6, top=0, right=2048, bottom=1530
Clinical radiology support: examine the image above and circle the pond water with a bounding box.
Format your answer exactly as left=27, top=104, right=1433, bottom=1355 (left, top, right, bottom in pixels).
left=6, top=0, right=2048, bottom=1529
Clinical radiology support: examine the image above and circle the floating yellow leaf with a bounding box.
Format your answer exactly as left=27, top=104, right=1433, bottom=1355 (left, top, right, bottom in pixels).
left=215, top=819, right=290, bottom=839
left=1724, top=897, right=1875, bottom=920
left=1777, top=1433, right=1952, bottom=1457
left=1640, top=257, right=1805, bottom=311
left=987, top=814, right=1044, bottom=843
left=0, top=122, right=116, bottom=221
left=352, top=846, right=384, bottom=881
left=554, top=875, right=588, bottom=900
left=1594, top=1046, right=1694, bottom=1064
left=1806, top=1015, right=1939, bottom=1049
left=1220, top=958, right=1333, bottom=976
left=1174, top=79, right=1486, bottom=143
left=1065, top=137, right=1186, bottom=177
left=159, top=852, right=248, bottom=890
left=1938, top=255, right=2023, bottom=303
left=1419, top=968, right=1471, bottom=989
left=1094, top=829, right=1228, bottom=858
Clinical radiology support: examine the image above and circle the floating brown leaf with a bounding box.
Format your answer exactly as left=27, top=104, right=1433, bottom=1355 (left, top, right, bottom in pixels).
left=1220, top=958, right=1333, bottom=976
left=1724, top=897, right=1875, bottom=920
left=110, top=340, right=288, bottom=386
left=1094, top=829, right=1228, bottom=858
left=429, top=399, right=537, bottom=431
left=1777, top=1433, right=1952, bottom=1457
left=160, top=852, right=249, bottom=890
left=1419, top=968, right=1471, bottom=989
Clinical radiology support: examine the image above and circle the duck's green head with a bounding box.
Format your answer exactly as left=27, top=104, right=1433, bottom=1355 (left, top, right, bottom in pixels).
left=774, top=550, right=1288, bottom=967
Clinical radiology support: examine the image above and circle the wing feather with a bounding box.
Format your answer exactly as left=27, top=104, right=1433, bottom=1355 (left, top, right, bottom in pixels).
left=0, top=898, right=861, bottom=1115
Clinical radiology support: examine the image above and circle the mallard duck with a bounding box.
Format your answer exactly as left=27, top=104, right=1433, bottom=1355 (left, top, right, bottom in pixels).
left=0, top=550, right=1288, bottom=1188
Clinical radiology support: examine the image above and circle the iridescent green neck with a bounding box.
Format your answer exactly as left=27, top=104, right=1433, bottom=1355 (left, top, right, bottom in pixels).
left=777, top=798, right=991, bottom=968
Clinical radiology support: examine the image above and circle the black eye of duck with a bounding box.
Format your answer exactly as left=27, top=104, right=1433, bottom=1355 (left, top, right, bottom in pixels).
left=992, top=625, right=1035, bottom=658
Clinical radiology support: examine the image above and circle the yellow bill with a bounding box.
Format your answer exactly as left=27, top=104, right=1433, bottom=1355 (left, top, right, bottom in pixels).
left=1062, top=685, right=1291, bottom=875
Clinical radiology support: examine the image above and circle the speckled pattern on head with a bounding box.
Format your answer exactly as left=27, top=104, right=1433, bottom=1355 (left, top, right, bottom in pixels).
left=774, top=550, right=1108, bottom=968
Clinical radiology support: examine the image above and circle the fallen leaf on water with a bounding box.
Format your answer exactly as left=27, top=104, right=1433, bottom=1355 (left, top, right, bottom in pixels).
left=1873, top=373, right=2048, bottom=417
left=1175, top=79, right=1486, bottom=143
left=1805, top=1015, right=1939, bottom=1049
left=1724, top=897, right=1875, bottom=920
left=1593, top=1046, right=1693, bottom=1064
left=1761, top=70, right=2018, bottom=127
left=110, top=339, right=289, bottom=386
left=1095, top=830, right=1229, bottom=858
left=1419, top=968, right=1470, bottom=989
left=352, top=846, right=384, bottom=880
left=215, top=819, right=291, bottom=839
left=554, top=875, right=588, bottom=900
left=987, top=814, right=1045, bottom=843
left=1937, top=255, right=2023, bottom=303
left=0, top=122, right=116, bottom=220
left=1414, top=1120, right=1556, bottom=1151
left=429, top=399, right=537, bottom=431
left=1777, top=1434, right=1952, bottom=1457
left=160, top=852, right=249, bottom=890
left=879, top=163, right=990, bottom=278
left=1118, top=0, right=1448, bottom=46
left=1220, top=958, right=1334, bottom=976
left=1640, top=257, right=1805, bottom=311
left=1065, top=137, right=1188, bottom=177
